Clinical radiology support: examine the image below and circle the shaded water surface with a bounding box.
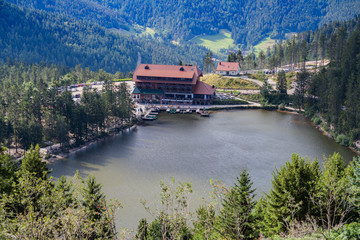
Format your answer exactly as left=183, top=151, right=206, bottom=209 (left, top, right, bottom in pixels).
left=51, top=110, right=356, bottom=229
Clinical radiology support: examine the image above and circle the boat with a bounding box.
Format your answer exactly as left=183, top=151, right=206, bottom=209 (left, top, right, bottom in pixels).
left=149, top=110, right=159, bottom=115
left=196, top=109, right=201, bottom=114
left=176, top=109, right=180, bottom=113
left=166, top=108, right=171, bottom=113
left=200, top=111, right=210, bottom=117
left=142, top=115, right=156, bottom=121
left=185, top=109, right=191, bottom=114
left=169, top=109, right=177, bottom=114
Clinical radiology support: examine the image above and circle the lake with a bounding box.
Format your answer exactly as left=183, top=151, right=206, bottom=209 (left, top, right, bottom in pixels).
left=50, top=110, right=356, bottom=230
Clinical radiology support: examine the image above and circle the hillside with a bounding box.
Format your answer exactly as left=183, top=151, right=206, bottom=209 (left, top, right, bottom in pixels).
left=0, top=0, right=207, bottom=73
left=7, top=0, right=360, bottom=48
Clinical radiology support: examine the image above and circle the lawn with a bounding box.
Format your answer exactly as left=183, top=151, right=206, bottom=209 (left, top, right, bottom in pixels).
left=190, top=29, right=237, bottom=53
left=253, top=36, right=277, bottom=54
left=239, top=94, right=264, bottom=103
left=202, top=74, right=260, bottom=90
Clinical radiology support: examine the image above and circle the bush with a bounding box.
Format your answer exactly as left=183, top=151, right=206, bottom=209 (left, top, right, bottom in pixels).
left=278, top=103, right=285, bottom=110
left=311, top=116, right=322, bottom=125
left=329, top=222, right=360, bottom=240
left=335, top=134, right=350, bottom=146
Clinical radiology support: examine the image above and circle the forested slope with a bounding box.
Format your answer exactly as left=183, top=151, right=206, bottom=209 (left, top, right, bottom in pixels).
left=259, top=15, right=360, bottom=147
left=0, top=0, right=207, bottom=73
left=7, top=0, right=360, bottom=47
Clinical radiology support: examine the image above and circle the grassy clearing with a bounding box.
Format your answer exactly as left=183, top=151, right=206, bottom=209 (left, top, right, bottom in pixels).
left=202, top=74, right=260, bottom=90
left=239, top=94, right=264, bottom=103
left=190, top=29, right=237, bottom=53
left=247, top=71, right=268, bottom=82
left=253, top=36, right=277, bottom=54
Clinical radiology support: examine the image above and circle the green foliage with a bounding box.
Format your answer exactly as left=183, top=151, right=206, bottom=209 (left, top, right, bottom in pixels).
left=136, top=218, right=149, bottom=240
left=219, top=170, right=257, bottom=240
left=202, top=75, right=260, bottom=90
left=312, top=116, right=322, bottom=125
left=0, top=1, right=207, bottom=73
left=277, top=70, right=287, bottom=95
left=329, top=222, right=360, bottom=240
left=260, top=154, right=320, bottom=236
left=0, top=147, right=17, bottom=195
left=20, top=145, right=48, bottom=179
left=141, top=179, right=193, bottom=240
left=350, top=157, right=360, bottom=212
left=0, top=147, right=119, bottom=239
left=239, top=94, right=264, bottom=103
left=312, top=153, right=354, bottom=233
left=193, top=205, right=218, bottom=240
left=0, top=61, right=135, bottom=150
left=335, top=134, right=350, bottom=146
left=248, top=71, right=267, bottom=82
left=266, top=16, right=360, bottom=139
left=227, top=50, right=244, bottom=66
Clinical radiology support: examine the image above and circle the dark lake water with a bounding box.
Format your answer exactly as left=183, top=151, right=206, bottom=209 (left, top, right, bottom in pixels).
left=50, top=110, right=356, bottom=230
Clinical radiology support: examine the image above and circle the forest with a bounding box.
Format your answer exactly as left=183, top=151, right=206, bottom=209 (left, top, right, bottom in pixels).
left=0, top=61, right=136, bottom=155
left=1, top=146, right=360, bottom=239
left=1, top=1, right=360, bottom=239
left=250, top=15, right=360, bottom=148
left=7, top=0, right=360, bottom=47
left=0, top=0, right=208, bottom=73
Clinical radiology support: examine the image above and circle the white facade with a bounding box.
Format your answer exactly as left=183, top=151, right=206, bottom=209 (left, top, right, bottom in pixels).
left=216, top=69, right=240, bottom=76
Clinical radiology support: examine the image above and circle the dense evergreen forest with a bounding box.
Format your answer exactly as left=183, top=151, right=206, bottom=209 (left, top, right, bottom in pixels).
left=0, top=0, right=207, bottom=73
left=0, top=61, right=136, bottom=153
left=251, top=15, right=360, bottom=148
left=7, top=0, right=360, bottom=47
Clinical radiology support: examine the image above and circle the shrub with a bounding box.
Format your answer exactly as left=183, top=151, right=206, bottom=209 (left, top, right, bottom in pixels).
left=311, top=116, right=322, bottom=125
left=335, top=134, right=350, bottom=146
left=278, top=103, right=285, bottom=110
left=329, top=223, right=360, bottom=240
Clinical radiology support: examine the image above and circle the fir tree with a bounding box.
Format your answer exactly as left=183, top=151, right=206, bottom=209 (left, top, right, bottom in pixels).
left=261, top=154, right=320, bottom=235
left=20, top=144, right=48, bottom=179
left=277, top=70, right=287, bottom=95
left=219, top=170, right=256, bottom=240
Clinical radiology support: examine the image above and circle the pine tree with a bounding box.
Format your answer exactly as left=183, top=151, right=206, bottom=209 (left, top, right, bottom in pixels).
left=219, top=170, right=256, bottom=240
left=277, top=70, right=287, bottom=95
left=81, top=175, right=105, bottom=221
left=20, top=144, right=48, bottom=179
left=261, top=154, right=320, bottom=236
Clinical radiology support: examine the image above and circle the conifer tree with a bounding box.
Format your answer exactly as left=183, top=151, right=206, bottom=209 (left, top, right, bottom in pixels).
left=81, top=175, right=105, bottom=221
left=277, top=70, right=287, bottom=95
left=20, top=144, right=48, bottom=179
left=219, top=170, right=256, bottom=240
left=261, top=154, right=320, bottom=235
left=312, top=153, right=355, bottom=232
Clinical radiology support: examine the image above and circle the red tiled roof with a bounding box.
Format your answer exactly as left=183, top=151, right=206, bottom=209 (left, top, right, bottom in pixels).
left=216, top=62, right=240, bottom=71
left=133, top=64, right=202, bottom=85
left=193, top=81, right=216, bottom=95
left=137, top=69, right=194, bottom=79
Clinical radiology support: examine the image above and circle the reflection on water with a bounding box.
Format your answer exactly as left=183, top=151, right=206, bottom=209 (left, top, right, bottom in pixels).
left=50, top=110, right=356, bottom=229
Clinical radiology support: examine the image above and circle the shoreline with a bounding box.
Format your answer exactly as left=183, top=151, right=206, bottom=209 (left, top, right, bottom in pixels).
left=312, top=121, right=360, bottom=156
left=8, top=105, right=358, bottom=165
left=45, top=124, right=138, bottom=164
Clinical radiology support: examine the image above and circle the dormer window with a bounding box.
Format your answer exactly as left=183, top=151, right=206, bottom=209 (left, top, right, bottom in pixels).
left=180, top=67, right=184, bottom=71
left=145, top=65, right=150, bottom=70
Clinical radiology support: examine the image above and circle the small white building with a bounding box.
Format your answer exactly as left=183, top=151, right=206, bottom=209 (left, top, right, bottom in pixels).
left=216, top=62, right=240, bottom=76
